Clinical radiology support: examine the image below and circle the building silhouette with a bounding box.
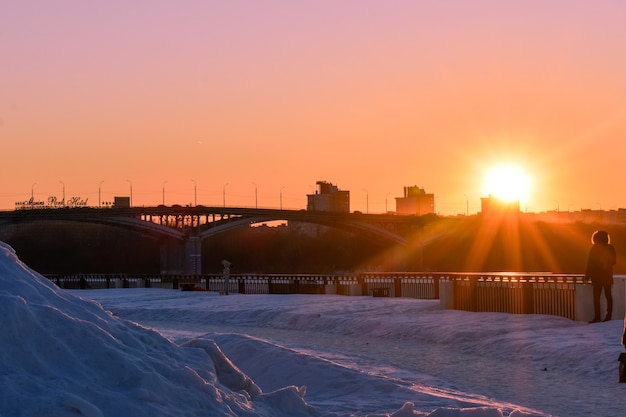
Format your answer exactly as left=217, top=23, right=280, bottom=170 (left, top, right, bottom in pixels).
left=395, top=186, right=434, bottom=215
left=306, top=181, right=350, bottom=212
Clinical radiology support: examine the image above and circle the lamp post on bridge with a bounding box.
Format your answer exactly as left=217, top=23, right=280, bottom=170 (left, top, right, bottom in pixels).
left=31, top=182, right=37, bottom=208
left=98, top=180, right=104, bottom=208
left=126, top=179, right=133, bottom=207
left=59, top=181, right=65, bottom=206
left=252, top=182, right=258, bottom=208
left=280, top=186, right=285, bottom=210
left=162, top=181, right=167, bottom=206
left=191, top=179, right=197, bottom=206
left=464, top=194, right=469, bottom=216
left=363, top=188, right=368, bottom=214
left=223, top=183, right=228, bottom=207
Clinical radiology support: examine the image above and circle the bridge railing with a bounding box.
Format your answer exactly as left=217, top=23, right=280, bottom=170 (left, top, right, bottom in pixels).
left=43, top=272, right=625, bottom=322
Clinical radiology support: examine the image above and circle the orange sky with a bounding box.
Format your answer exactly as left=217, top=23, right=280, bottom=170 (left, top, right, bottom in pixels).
left=2, top=1, right=626, bottom=214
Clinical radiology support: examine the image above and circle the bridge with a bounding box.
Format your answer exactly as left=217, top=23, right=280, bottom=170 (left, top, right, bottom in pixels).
left=0, top=206, right=434, bottom=274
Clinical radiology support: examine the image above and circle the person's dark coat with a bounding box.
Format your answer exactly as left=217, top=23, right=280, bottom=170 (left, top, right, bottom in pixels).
left=585, top=243, right=616, bottom=285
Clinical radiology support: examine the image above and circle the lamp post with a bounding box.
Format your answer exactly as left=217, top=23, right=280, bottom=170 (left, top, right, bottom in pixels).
left=252, top=182, right=258, bottom=208
left=162, top=181, right=167, bottom=206
left=126, top=179, right=133, bottom=207
left=363, top=188, right=368, bottom=214
left=31, top=182, right=37, bottom=207
left=223, top=183, right=228, bottom=207
left=98, top=180, right=104, bottom=208
left=59, top=180, right=65, bottom=206
left=464, top=194, right=469, bottom=216
left=191, top=179, right=197, bottom=206
left=280, top=186, right=285, bottom=210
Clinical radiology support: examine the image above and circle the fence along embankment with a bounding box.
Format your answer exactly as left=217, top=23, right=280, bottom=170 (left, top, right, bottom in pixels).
left=44, top=272, right=626, bottom=322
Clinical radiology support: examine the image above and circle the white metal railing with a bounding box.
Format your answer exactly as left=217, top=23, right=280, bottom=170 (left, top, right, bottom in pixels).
left=44, top=272, right=625, bottom=322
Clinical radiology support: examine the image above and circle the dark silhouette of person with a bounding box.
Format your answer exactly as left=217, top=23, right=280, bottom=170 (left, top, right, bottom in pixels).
left=585, top=230, right=616, bottom=323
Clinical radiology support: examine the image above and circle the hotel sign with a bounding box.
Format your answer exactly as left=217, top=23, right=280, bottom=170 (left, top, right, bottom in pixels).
left=15, top=196, right=89, bottom=209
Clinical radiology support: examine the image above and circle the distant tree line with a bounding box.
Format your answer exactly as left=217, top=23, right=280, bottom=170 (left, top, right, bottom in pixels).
left=423, top=215, right=626, bottom=274
left=201, top=225, right=385, bottom=274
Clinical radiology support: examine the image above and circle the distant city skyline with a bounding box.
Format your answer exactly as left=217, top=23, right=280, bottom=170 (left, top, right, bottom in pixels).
left=2, top=1, right=626, bottom=215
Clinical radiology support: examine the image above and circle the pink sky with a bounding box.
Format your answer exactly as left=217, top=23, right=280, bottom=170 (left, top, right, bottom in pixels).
left=1, top=1, right=626, bottom=214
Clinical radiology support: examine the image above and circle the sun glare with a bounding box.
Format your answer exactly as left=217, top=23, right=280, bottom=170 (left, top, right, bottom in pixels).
left=482, top=164, right=532, bottom=203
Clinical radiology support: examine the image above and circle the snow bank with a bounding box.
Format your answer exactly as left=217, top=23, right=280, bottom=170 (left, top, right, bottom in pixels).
left=0, top=242, right=316, bottom=417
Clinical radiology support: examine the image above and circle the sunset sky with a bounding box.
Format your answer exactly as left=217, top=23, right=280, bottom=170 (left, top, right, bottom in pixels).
left=2, top=1, right=626, bottom=215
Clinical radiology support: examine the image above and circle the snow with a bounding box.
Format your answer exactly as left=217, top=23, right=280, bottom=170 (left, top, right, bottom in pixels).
left=1, top=241, right=625, bottom=417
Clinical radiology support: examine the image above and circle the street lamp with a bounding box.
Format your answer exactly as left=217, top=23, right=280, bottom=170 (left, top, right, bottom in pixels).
left=162, top=181, right=168, bottom=206
left=464, top=194, right=469, bottom=216
left=31, top=182, right=37, bottom=207
left=280, top=186, right=285, bottom=210
left=223, top=183, right=229, bottom=207
left=98, top=180, right=104, bottom=208
left=191, top=179, right=197, bottom=206
left=126, top=179, right=133, bottom=207
left=59, top=180, right=65, bottom=205
left=363, top=188, right=368, bottom=214
left=252, top=182, right=258, bottom=208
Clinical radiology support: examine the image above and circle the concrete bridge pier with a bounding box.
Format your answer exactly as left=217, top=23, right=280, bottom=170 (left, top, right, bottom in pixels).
left=185, top=235, right=202, bottom=275
left=159, top=236, right=202, bottom=274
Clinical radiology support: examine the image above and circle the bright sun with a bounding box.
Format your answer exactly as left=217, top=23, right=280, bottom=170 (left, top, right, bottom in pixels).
left=482, top=164, right=532, bottom=203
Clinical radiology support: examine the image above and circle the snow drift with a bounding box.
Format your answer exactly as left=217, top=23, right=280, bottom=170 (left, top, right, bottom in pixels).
left=0, top=242, right=313, bottom=417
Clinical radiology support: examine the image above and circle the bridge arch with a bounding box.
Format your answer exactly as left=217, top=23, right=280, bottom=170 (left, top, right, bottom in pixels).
left=196, top=215, right=408, bottom=245
left=0, top=207, right=430, bottom=274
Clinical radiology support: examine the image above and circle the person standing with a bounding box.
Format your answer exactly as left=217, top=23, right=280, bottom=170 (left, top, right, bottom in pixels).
left=585, top=230, right=616, bottom=323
